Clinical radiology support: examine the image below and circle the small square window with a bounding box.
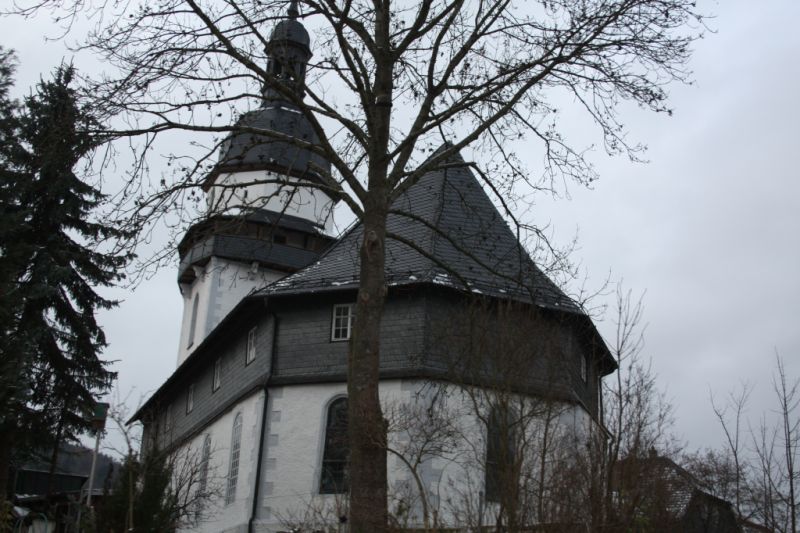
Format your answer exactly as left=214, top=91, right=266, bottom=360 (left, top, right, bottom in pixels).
left=213, top=359, right=222, bottom=392
left=331, top=304, right=355, bottom=342
left=187, top=383, right=195, bottom=414
left=246, top=327, right=257, bottom=365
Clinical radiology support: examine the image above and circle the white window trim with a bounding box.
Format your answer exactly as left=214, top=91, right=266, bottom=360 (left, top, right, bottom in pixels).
left=331, top=303, right=355, bottom=342
left=246, top=327, right=257, bottom=365
left=213, top=358, right=222, bottom=392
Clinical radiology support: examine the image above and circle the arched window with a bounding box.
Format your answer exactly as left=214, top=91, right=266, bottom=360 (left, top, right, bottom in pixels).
left=319, top=397, right=348, bottom=494
left=485, top=406, right=516, bottom=503
left=226, top=413, right=243, bottom=504
left=199, top=434, right=211, bottom=495
left=188, top=294, right=199, bottom=348
left=195, top=434, right=212, bottom=520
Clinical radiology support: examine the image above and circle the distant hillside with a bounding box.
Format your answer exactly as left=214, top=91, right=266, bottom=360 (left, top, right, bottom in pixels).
left=15, top=443, right=118, bottom=490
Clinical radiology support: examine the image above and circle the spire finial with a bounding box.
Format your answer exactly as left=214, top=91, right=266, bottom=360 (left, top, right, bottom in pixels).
left=287, top=0, right=299, bottom=19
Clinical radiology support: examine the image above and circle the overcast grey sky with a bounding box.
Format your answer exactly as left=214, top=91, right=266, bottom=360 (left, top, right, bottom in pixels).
left=1, top=0, right=798, bottom=454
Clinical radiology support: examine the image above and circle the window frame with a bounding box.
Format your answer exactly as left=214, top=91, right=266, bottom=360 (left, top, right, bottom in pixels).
left=319, top=397, right=349, bottom=494
left=485, top=406, right=517, bottom=503
left=187, top=294, right=200, bottom=348
left=212, top=358, right=222, bottom=392
left=199, top=434, right=211, bottom=493
left=163, top=405, right=173, bottom=440
left=186, top=383, right=195, bottom=414
left=195, top=434, right=212, bottom=520
left=580, top=354, right=589, bottom=384
left=246, top=327, right=257, bottom=365
left=225, top=413, right=243, bottom=505
left=330, top=304, right=355, bottom=342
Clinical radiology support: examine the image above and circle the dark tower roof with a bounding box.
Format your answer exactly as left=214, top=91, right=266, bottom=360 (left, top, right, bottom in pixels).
left=208, top=102, right=332, bottom=185
left=268, top=0, right=310, bottom=55
left=206, top=1, right=332, bottom=187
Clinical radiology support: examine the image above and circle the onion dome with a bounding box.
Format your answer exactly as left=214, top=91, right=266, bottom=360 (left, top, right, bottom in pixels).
left=206, top=1, right=333, bottom=190
left=212, top=102, right=331, bottom=183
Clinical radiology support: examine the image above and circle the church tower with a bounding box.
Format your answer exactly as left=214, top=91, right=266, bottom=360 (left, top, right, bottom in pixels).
left=175, top=3, right=336, bottom=365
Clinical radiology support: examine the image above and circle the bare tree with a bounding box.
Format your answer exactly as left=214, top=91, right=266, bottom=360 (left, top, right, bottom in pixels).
left=94, top=398, right=223, bottom=532
left=9, top=1, right=705, bottom=529
left=598, top=285, right=679, bottom=528
left=697, top=354, right=798, bottom=532
left=748, top=355, right=799, bottom=533
left=707, top=383, right=752, bottom=516
left=384, top=391, right=461, bottom=530
left=774, top=355, right=799, bottom=533
left=683, top=447, right=748, bottom=517
left=420, top=297, right=597, bottom=531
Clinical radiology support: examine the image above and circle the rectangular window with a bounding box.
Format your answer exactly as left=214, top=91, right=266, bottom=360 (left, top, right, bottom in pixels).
left=186, top=383, right=195, bottom=414
left=213, top=359, right=221, bottom=392
left=485, top=407, right=516, bottom=503
left=331, top=304, right=355, bottom=341
left=188, top=294, right=199, bottom=348
left=164, top=407, right=173, bottom=437
left=580, top=354, right=588, bottom=383
left=246, top=327, right=257, bottom=365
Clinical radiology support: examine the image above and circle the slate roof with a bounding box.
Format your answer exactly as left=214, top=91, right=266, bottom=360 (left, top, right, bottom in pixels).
left=270, top=17, right=310, bottom=52
left=261, top=145, right=581, bottom=315
left=208, top=101, right=331, bottom=184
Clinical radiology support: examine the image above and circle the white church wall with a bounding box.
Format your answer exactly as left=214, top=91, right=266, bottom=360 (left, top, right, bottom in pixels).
left=177, top=258, right=283, bottom=366
left=249, top=379, right=598, bottom=532
left=428, top=388, right=597, bottom=527
left=177, top=266, right=213, bottom=366
left=210, top=170, right=335, bottom=233
left=253, top=380, right=418, bottom=531
left=179, top=389, right=267, bottom=533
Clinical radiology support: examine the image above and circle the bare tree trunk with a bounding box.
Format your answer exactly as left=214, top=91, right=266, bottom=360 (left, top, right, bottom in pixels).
left=346, top=5, right=394, bottom=528
left=46, top=412, right=65, bottom=499
left=348, top=194, right=389, bottom=532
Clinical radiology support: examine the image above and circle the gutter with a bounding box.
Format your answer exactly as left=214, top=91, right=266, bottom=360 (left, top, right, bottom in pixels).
left=248, top=309, right=278, bottom=533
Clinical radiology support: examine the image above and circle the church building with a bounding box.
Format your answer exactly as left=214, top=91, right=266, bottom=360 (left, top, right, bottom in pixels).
left=132, top=5, right=616, bottom=532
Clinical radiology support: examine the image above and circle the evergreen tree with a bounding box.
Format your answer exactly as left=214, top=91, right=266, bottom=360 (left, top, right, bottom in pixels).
left=0, top=46, right=32, bottom=505
left=0, top=61, right=129, bottom=500
left=95, top=450, right=179, bottom=533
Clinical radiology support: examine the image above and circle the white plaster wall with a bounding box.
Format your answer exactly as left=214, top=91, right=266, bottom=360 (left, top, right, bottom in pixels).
left=178, top=390, right=266, bottom=533
left=177, top=267, right=213, bottom=367
left=182, top=379, right=598, bottom=532
left=210, top=170, right=335, bottom=233
left=177, top=258, right=284, bottom=366
left=252, top=380, right=418, bottom=531
left=426, top=387, right=597, bottom=527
